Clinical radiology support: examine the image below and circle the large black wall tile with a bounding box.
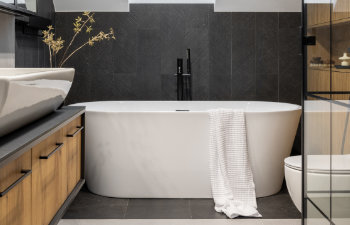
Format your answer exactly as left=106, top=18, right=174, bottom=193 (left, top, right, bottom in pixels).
left=65, top=67, right=93, bottom=104
left=279, top=12, right=302, bottom=29
left=256, top=13, right=279, bottom=75
left=89, top=69, right=118, bottom=101
left=279, top=21, right=302, bottom=105
left=209, top=12, right=232, bottom=100
left=136, top=29, right=162, bottom=100
left=161, top=74, right=177, bottom=100
left=185, top=27, right=210, bottom=100
left=159, top=6, right=186, bottom=75
left=256, top=73, right=279, bottom=102
left=279, top=27, right=302, bottom=56
left=231, top=13, right=256, bottom=100
left=279, top=54, right=302, bottom=105
left=56, top=8, right=302, bottom=104
left=54, top=6, right=302, bottom=154
left=130, top=4, right=162, bottom=30
left=115, top=73, right=140, bottom=100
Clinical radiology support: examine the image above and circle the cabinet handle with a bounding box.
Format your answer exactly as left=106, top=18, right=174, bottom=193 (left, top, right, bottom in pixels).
left=39, top=143, right=64, bottom=159
left=67, top=126, right=84, bottom=138
left=0, top=170, right=32, bottom=197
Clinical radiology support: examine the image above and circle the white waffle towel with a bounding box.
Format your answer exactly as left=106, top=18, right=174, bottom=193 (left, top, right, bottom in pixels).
left=209, top=109, right=261, bottom=218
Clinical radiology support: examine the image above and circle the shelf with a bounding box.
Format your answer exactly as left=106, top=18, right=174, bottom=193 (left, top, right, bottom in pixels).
left=308, top=67, right=350, bottom=73
left=308, top=17, right=350, bottom=29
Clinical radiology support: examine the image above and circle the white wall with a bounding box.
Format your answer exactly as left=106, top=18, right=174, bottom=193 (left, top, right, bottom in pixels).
left=53, top=0, right=129, bottom=12
left=215, top=0, right=302, bottom=12
left=54, top=0, right=302, bottom=12
left=129, top=0, right=215, bottom=3
left=0, top=13, right=15, bottom=68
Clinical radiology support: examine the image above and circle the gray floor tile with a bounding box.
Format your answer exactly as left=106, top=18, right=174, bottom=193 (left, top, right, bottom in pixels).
left=257, top=188, right=301, bottom=219
left=59, top=219, right=303, bottom=225
left=63, top=187, right=128, bottom=219
left=124, top=199, right=191, bottom=219
left=63, top=186, right=300, bottom=220
left=190, top=199, right=228, bottom=219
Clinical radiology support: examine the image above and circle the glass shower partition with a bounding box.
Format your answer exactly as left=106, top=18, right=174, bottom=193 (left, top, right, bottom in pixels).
left=303, top=1, right=350, bottom=225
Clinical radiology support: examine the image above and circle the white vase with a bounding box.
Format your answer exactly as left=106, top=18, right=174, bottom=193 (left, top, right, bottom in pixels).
left=339, top=53, right=350, bottom=66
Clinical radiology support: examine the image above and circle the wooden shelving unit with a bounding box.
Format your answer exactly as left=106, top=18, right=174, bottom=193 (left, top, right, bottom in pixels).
left=304, top=2, right=350, bottom=225
left=306, top=2, right=350, bottom=101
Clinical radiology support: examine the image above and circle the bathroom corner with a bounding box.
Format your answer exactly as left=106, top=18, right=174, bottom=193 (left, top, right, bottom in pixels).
left=1, top=0, right=350, bottom=225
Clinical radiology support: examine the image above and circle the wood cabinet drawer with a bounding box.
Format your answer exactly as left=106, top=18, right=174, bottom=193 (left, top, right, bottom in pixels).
left=65, top=117, right=83, bottom=136
left=32, top=130, right=68, bottom=225
left=0, top=151, right=32, bottom=225
left=64, top=117, right=83, bottom=193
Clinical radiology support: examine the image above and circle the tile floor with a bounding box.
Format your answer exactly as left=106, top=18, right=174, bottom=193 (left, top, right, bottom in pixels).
left=63, top=186, right=301, bottom=219
left=58, top=219, right=301, bottom=225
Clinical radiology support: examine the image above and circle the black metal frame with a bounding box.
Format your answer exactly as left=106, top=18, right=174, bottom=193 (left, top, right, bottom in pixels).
left=302, top=1, right=350, bottom=224
left=301, top=2, right=306, bottom=224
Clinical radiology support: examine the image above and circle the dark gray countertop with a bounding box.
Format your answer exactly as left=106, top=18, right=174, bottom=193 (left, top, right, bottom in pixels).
left=0, top=106, right=85, bottom=168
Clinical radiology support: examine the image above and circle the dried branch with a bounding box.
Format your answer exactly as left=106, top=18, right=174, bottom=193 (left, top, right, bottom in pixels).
left=41, top=11, right=116, bottom=68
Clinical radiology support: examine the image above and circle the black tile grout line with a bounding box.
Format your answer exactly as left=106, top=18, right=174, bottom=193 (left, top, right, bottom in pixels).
left=188, top=199, right=193, bottom=219
left=254, top=12, right=257, bottom=99
left=123, top=199, right=130, bottom=219
left=230, top=12, right=233, bottom=99
left=278, top=12, right=280, bottom=103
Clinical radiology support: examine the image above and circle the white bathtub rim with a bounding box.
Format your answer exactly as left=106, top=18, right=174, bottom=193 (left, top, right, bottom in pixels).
left=72, top=101, right=302, bottom=114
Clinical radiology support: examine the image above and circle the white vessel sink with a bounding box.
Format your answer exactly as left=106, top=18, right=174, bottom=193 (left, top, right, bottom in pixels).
left=0, top=68, right=75, bottom=137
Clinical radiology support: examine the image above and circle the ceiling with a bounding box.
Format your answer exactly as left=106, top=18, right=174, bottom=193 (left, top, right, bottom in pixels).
left=53, top=0, right=301, bottom=12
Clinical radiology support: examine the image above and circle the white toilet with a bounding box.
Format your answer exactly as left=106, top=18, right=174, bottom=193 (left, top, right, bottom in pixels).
left=284, top=154, right=350, bottom=212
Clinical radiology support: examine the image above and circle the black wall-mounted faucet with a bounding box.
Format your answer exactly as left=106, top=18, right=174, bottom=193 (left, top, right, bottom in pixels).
left=176, top=49, right=192, bottom=101
left=177, top=58, right=184, bottom=101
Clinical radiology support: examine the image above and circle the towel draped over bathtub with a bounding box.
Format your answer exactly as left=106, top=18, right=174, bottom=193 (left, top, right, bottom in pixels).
left=209, top=109, right=261, bottom=218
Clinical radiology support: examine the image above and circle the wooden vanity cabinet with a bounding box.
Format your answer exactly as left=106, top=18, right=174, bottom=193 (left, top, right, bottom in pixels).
left=0, top=108, right=85, bottom=225
left=65, top=117, right=83, bottom=194
left=0, top=151, right=32, bottom=225
left=31, top=115, right=84, bottom=225
left=32, top=130, right=68, bottom=225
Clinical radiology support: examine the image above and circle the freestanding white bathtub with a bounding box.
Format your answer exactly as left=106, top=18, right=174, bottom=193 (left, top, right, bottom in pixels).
left=73, top=101, right=301, bottom=198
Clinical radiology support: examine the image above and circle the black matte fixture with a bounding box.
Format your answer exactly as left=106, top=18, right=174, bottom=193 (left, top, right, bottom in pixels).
left=177, top=58, right=184, bottom=101
left=185, top=49, right=192, bottom=100
left=176, top=50, right=193, bottom=101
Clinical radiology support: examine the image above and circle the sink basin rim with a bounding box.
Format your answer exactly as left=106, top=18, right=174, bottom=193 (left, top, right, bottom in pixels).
left=0, top=68, right=75, bottom=81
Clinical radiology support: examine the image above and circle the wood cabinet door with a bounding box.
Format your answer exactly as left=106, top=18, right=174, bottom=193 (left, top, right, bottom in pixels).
left=332, top=71, right=350, bottom=100
left=0, top=151, right=32, bottom=225
left=65, top=117, right=83, bottom=194
left=318, top=4, right=331, bottom=25
left=307, top=68, right=331, bottom=99
left=333, top=0, right=350, bottom=21
left=32, top=130, right=67, bottom=225
left=308, top=4, right=318, bottom=26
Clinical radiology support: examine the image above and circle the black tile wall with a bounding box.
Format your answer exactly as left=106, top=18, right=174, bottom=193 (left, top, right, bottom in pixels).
left=55, top=4, right=302, bottom=154
left=231, top=13, right=256, bottom=101
left=15, top=0, right=55, bottom=68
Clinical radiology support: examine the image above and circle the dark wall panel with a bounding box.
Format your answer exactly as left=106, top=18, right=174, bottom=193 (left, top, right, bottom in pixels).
left=55, top=5, right=302, bottom=154
left=15, top=0, right=55, bottom=68
left=56, top=5, right=301, bottom=104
